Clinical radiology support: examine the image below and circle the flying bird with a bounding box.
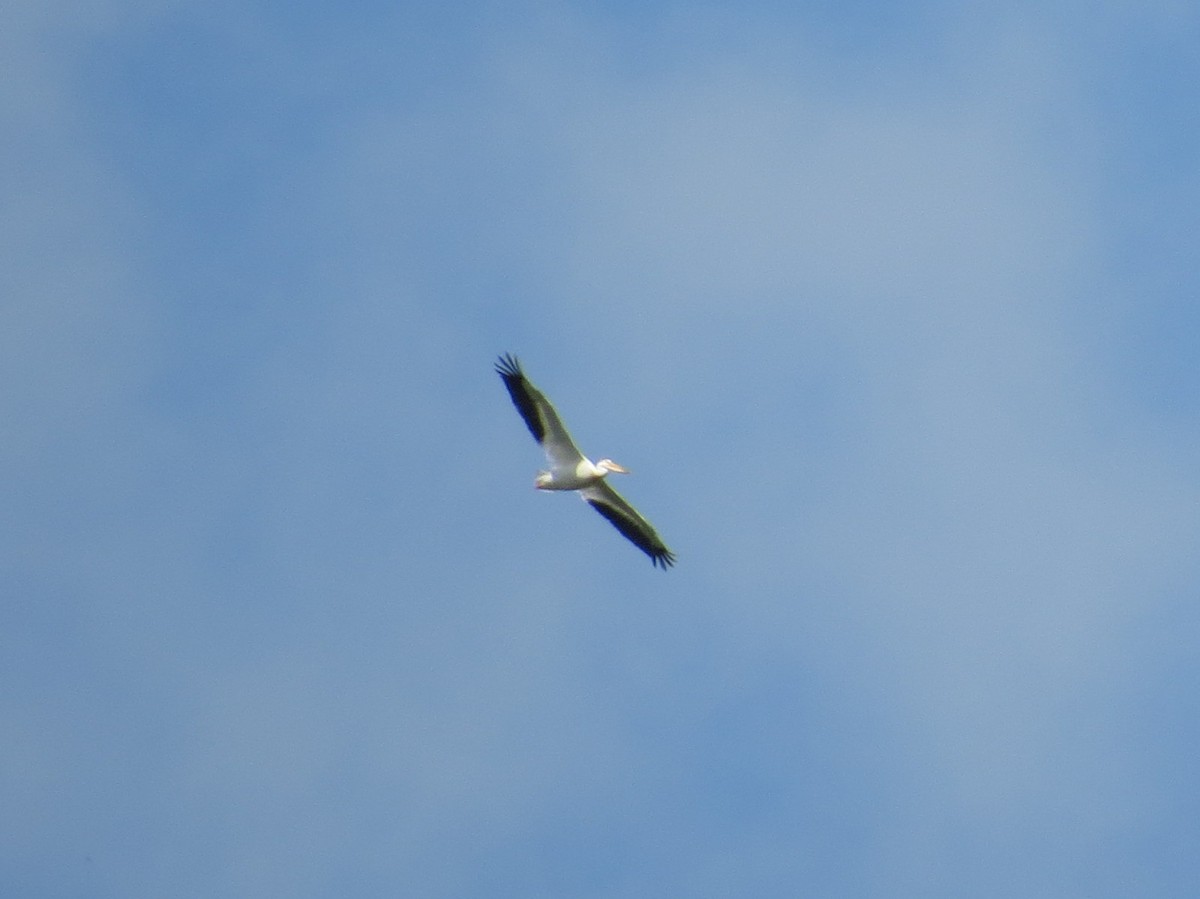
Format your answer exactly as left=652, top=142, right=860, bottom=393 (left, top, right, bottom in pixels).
left=495, top=353, right=675, bottom=569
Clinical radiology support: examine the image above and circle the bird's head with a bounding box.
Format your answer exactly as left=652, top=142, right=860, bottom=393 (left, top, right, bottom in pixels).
left=596, top=459, right=630, bottom=475
left=534, top=471, right=553, bottom=489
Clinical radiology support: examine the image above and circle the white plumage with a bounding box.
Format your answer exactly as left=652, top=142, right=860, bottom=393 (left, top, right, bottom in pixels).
left=495, top=353, right=675, bottom=569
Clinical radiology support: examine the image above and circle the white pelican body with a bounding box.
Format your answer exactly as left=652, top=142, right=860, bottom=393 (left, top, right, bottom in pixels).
left=535, top=457, right=629, bottom=491
left=496, top=353, right=675, bottom=569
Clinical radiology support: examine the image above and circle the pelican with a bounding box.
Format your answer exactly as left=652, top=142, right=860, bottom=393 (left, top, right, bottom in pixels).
left=495, top=353, right=676, bottom=569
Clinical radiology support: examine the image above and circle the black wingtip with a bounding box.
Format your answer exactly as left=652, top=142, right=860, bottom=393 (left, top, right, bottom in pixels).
left=495, top=352, right=522, bottom=379
left=495, top=352, right=546, bottom=444
left=586, top=497, right=676, bottom=571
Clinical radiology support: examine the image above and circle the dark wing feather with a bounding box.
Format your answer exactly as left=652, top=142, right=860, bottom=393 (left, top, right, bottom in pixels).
left=495, top=353, right=545, bottom=444
left=585, top=482, right=676, bottom=569
left=495, top=353, right=586, bottom=467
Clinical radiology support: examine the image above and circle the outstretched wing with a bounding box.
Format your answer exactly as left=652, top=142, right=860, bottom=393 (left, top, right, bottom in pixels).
left=495, top=354, right=586, bottom=469
left=581, top=480, right=675, bottom=569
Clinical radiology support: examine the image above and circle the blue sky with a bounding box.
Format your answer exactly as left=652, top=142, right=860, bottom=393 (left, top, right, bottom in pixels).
left=4, top=2, right=1200, bottom=896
